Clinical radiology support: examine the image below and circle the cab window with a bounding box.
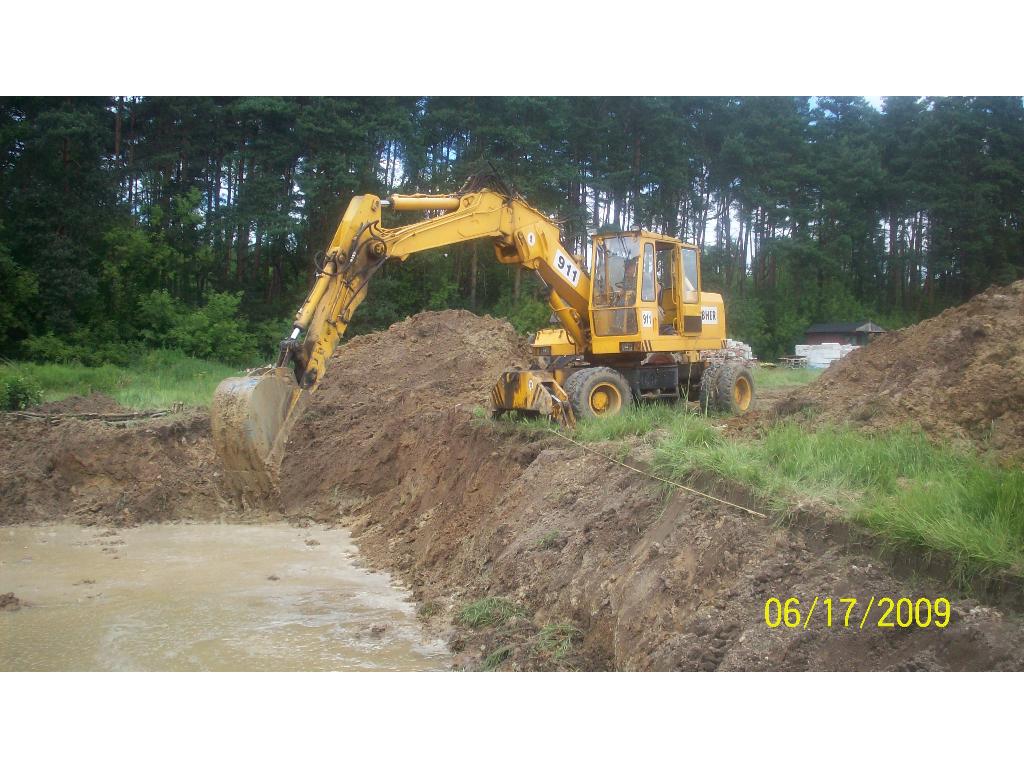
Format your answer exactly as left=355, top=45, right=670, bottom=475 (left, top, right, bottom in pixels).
left=593, top=235, right=641, bottom=308
left=641, top=243, right=655, bottom=302
left=682, top=247, right=699, bottom=303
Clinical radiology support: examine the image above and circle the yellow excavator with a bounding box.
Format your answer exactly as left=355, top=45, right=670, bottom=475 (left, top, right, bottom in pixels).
left=211, top=175, right=753, bottom=490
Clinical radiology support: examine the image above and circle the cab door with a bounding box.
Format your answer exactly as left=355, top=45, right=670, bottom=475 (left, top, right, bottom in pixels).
left=678, top=245, right=703, bottom=335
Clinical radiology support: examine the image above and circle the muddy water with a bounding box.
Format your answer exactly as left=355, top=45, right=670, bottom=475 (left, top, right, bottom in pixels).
left=0, top=525, right=450, bottom=671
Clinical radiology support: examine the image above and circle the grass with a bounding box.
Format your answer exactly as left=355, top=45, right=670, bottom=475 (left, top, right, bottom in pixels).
left=752, top=366, right=822, bottom=390
left=535, top=622, right=583, bottom=661
left=0, top=349, right=244, bottom=410
left=573, top=402, right=693, bottom=443
left=457, top=597, right=525, bottom=628
left=651, top=418, right=1024, bottom=580
left=482, top=645, right=513, bottom=671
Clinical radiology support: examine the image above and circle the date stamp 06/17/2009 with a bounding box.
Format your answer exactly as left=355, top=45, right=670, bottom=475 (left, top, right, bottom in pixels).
left=764, top=596, right=951, bottom=630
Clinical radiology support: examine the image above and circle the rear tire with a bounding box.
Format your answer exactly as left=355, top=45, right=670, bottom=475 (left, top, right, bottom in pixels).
left=712, top=361, right=755, bottom=415
left=565, top=367, right=632, bottom=420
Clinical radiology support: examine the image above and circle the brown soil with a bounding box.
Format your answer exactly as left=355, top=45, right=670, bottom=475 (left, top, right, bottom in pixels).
left=777, top=279, right=1024, bottom=458
left=278, top=309, right=530, bottom=506
left=4, top=308, right=1024, bottom=670
left=33, top=393, right=127, bottom=415
left=0, top=411, right=254, bottom=526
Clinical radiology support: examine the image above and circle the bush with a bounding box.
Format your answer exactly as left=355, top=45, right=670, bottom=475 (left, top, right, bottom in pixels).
left=21, top=330, right=146, bottom=367
left=21, top=333, right=80, bottom=364
left=491, top=294, right=552, bottom=335
left=1, top=374, right=43, bottom=411
left=138, top=289, right=260, bottom=366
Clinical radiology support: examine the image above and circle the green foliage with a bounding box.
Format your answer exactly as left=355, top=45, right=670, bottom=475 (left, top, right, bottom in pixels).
left=135, top=289, right=260, bottom=366
left=0, top=373, right=43, bottom=410
left=0, top=236, right=38, bottom=353
left=1, top=350, right=240, bottom=410
left=490, top=294, right=552, bottom=335
left=457, top=597, right=525, bottom=628
left=163, top=291, right=259, bottom=365
left=20, top=332, right=79, bottom=364
left=572, top=403, right=692, bottom=443
left=2, top=96, right=1023, bottom=368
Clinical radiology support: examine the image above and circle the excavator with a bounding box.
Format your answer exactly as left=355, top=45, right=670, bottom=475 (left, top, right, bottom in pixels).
left=211, top=175, right=754, bottom=491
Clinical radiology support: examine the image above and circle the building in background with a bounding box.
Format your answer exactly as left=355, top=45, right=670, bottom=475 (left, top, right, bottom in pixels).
left=804, top=321, right=886, bottom=346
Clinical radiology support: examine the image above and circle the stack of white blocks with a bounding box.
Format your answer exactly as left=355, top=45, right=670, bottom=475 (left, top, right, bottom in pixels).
left=725, top=338, right=754, bottom=361
left=794, top=343, right=858, bottom=369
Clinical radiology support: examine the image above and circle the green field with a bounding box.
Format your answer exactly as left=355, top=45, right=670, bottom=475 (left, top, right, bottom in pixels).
left=0, top=350, right=243, bottom=410
left=751, top=365, right=823, bottom=389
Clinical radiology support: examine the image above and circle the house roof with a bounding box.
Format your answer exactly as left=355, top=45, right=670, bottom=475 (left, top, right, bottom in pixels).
left=805, top=321, right=886, bottom=334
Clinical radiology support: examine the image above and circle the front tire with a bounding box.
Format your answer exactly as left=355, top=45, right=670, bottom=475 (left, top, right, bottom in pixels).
left=712, top=361, right=755, bottom=415
left=565, top=367, right=632, bottom=420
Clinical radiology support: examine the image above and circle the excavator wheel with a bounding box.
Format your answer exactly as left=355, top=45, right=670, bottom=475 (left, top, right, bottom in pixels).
left=566, top=366, right=632, bottom=420
left=711, top=361, right=755, bottom=415
left=698, top=365, right=722, bottom=415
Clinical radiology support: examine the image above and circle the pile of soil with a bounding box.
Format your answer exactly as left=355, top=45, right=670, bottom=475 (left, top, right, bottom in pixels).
left=32, top=393, right=126, bottom=415
left=779, top=280, right=1024, bottom=457
left=0, top=412, right=246, bottom=526
left=279, top=309, right=530, bottom=505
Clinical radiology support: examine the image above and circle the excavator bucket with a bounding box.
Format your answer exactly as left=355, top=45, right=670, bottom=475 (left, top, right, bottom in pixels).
left=490, top=369, right=576, bottom=428
left=211, top=367, right=305, bottom=496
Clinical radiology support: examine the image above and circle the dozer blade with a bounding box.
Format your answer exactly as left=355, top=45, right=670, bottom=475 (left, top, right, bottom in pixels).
left=211, top=367, right=306, bottom=496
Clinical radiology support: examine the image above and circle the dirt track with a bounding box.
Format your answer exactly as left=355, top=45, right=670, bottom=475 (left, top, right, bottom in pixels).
left=3, top=309, right=1024, bottom=670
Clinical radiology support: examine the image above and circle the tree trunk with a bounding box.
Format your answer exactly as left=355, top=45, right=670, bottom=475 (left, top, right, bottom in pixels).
left=469, top=242, right=478, bottom=309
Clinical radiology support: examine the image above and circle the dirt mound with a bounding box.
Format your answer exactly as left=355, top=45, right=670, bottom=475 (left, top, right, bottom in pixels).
left=0, top=412, right=247, bottom=526
left=780, top=280, right=1024, bottom=456
left=279, top=310, right=530, bottom=505
left=33, top=393, right=126, bottom=415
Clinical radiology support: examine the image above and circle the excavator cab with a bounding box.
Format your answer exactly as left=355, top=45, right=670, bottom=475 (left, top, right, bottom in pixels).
left=586, top=231, right=722, bottom=356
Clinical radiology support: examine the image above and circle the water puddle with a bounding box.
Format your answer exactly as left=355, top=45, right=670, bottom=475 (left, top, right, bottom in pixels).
left=0, top=524, right=450, bottom=671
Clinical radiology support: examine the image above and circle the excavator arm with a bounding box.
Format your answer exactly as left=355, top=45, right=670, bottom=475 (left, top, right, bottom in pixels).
left=211, top=183, right=590, bottom=492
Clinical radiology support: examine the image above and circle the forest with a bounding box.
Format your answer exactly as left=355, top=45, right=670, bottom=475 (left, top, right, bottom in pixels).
left=1, top=96, right=1022, bottom=364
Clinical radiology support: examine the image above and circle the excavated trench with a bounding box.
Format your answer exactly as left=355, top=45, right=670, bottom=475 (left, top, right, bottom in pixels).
left=3, top=308, right=1024, bottom=671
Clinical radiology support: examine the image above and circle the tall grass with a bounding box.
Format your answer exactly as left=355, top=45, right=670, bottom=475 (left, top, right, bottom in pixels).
left=0, top=349, right=243, bottom=410
left=457, top=597, right=524, bottom=628
left=653, top=420, right=1024, bottom=579
left=572, top=402, right=695, bottom=443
